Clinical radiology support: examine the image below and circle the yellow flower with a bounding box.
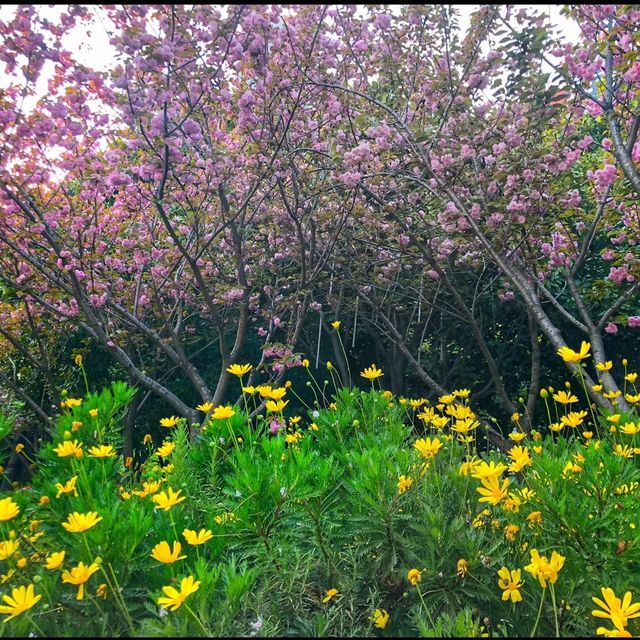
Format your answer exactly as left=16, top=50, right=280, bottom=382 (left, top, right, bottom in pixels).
left=242, top=386, right=257, bottom=395
left=407, top=568, right=422, bottom=586
left=417, top=407, right=435, bottom=423
left=270, top=387, right=288, bottom=400
left=157, top=575, right=200, bottom=612
left=0, top=570, right=15, bottom=585
left=470, top=460, right=507, bottom=481
left=409, top=398, right=427, bottom=409
left=71, top=421, right=83, bottom=432
left=302, top=358, right=310, bottom=368
left=360, top=364, right=383, bottom=381
left=477, top=475, right=510, bottom=506
left=596, top=361, right=613, bottom=372
left=212, top=405, right=236, bottom=420
left=326, top=361, right=333, bottom=371
left=431, top=415, right=448, bottom=429
left=89, top=408, right=99, bottom=418
left=595, top=624, right=632, bottom=637
left=603, top=390, right=622, bottom=400
left=151, top=541, right=187, bottom=564
left=143, top=434, right=153, bottom=445
left=527, top=511, right=543, bottom=528
left=397, top=475, right=413, bottom=495
left=524, top=549, right=565, bottom=588
left=613, top=444, right=634, bottom=459
left=459, top=456, right=481, bottom=476
left=453, top=388, right=471, bottom=399
left=456, top=558, right=469, bottom=578
left=592, top=587, right=640, bottom=631
left=226, top=363, right=252, bottom=377
left=157, top=441, right=175, bottom=458
left=62, top=511, right=103, bottom=533
left=504, top=524, right=520, bottom=541
left=508, top=446, right=532, bottom=473
left=196, top=402, right=214, bottom=413
left=452, top=418, right=479, bottom=434
left=39, top=496, right=50, bottom=506
left=371, top=608, right=390, bottom=629
left=88, top=445, right=116, bottom=458
left=14, top=444, right=24, bottom=454
left=124, top=456, right=134, bottom=468
left=562, top=461, right=583, bottom=477
left=414, top=437, right=442, bottom=459
left=501, top=493, right=522, bottom=513
left=285, top=432, right=303, bottom=445
left=625, top=372, right=638, bottom=384
left=0, top=498, right=20, bottom=522
left=593, top=384, right=604, bottom=392
left=265, top=399, right=289, bottom=413
left=497, top=567, right=524, bottom=603
left=0, top=584, right=42, bottom=622
left=619, top=422, right=640, bottom=436
left=0, top=540, right=19, bottom=561
left=74, top=354, right=83, bottom=367
left=256, top=385, right=274, bottom=398
left=182, top=529, right=213, bottom=546
left=53, top=440, right=83, bottom=459
left=625, top=393, right=640, bottom=404
left=152, top=488, right=186, bottom=511
left=438, top=394, right=456, bottom=405
left=510, top=431, right=527, bottom=442
left=561, top=410, right=588, bottom=429
left=607, top=415, right=621, bottom=424
left=45, top=551, right=65, bottom=570
left=331, top=320, right=341, bottom=330
left=160, top=416, right=180, bottom=428
left=132, top=480, right=162, bottom=499
left=61, top=561, right=101, bottom=600
left=96, top=583, right=108, bottom=599
left=62, top=398, right=82, bottom=409
left=511, top=412, right=521, bottom=423
left=55, top=476, right=79, bottom=498
left=553, top=390, right=578, bottom=404
left=16, top=558, right=27, bottom=570
left=557, top=341, right=591, bottom=363
left=322, top=588, right=339, bottom=603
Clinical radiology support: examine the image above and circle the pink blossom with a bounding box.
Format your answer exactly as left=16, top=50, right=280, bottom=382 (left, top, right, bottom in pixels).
left=604, top=322, right=618, bottom=334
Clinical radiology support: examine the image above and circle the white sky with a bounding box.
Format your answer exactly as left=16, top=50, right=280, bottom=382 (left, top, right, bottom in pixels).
left=0, top=4, right=580, bottom=111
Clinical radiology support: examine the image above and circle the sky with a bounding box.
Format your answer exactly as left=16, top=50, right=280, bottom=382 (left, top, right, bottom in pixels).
left=1, top=4, right=581, bottom=70
left=0, top=4, right=581, bottom=112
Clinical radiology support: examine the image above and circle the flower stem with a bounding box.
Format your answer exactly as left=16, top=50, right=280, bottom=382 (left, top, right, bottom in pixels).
left=530, top=587, right=546, bottom=638
left=549, top=583, right=560, bottom=637
left=416, top=587, right=437, bottom=630
left=185, top=602, right=209, bottom=636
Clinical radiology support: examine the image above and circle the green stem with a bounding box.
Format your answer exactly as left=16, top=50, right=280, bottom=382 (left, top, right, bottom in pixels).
left=577, top=367, right=600, bottom=439
left=550, top=583, right=560, bottom=637
left=80, top=364, right=90, bottom=395
left=530, top=587, right=546, bottom=638
left=416, top=587, right=437, bottom=630
left=28, top=614, right=47, bottom=638
left=105, top=562, right=135, bottom=635
left=185, top=602, right=209, bottom=636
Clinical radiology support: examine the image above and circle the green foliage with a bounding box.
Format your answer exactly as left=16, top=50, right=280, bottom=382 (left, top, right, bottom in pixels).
left=0, top=358, right=639, bottom=637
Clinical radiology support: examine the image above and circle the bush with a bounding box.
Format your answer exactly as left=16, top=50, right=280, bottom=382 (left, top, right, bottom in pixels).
left=0, top=351, right=638, bottom=637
